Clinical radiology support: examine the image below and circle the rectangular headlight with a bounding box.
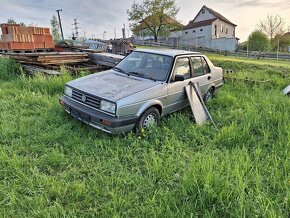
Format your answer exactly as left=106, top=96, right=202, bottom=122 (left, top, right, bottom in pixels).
left=100, top=100, right=116, bottom=114
left=64, top=86, right=73, bottom=97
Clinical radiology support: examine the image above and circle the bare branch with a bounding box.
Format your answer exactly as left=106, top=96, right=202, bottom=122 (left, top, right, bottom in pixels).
left=258, top=14, right=285, bottom=43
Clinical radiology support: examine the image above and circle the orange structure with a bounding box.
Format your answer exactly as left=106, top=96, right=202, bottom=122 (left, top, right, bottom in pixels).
left=0, top=24, right=55, bottom=52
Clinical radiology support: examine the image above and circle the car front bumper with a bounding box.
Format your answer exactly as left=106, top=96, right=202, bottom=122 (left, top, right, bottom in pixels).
left=59, top=96, right=138, bottom=134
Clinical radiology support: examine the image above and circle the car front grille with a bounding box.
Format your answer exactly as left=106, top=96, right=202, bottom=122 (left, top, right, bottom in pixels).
left=72, top=89, right=101, bottom=109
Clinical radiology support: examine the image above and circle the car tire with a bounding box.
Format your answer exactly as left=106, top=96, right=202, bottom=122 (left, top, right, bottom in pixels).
left=204, top=87, right=214, bottom=102
left=136, top=107, right=160, bottom=131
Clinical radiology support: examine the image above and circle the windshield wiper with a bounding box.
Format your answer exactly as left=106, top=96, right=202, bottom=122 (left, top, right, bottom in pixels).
left=113, top=67, right=129, bottom=75
left=128, top=71, right=157, bottom=81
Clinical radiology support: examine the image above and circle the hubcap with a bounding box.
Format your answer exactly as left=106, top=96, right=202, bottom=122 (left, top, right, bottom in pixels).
left=143, top=114, right=156, bottom=128
left=205, top=91, right=213, bottom=101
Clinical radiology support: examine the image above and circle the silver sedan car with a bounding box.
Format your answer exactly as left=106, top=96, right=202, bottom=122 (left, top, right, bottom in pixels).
left=59, top=49, right=223, bottom=133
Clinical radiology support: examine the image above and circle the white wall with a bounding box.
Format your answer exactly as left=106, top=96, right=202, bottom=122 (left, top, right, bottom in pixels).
left=181, top=25, right=212, bottom=47
left=194, top=8, right=216, bottom=22
left=211, top=37, right=238, bottom=51
left=212, top=20, right=235, bottom=39
left=170, top=24, right=238, bottom=51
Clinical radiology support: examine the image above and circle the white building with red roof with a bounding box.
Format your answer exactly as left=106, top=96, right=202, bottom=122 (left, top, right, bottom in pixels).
left=170, top=5, right=239, bottom=51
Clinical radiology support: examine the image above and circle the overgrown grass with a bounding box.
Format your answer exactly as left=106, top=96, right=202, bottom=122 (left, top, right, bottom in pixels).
left=0, top=56, right=289, bottom=217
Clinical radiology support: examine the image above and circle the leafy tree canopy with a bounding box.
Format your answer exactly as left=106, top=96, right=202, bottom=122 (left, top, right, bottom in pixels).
left=127, top=0, right=181, bottom=41
left=50, top=15, right=61, bottom=41
left=248, top=30, right=270, bottom=51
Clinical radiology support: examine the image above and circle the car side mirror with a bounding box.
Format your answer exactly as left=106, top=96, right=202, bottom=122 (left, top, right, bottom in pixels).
left=174, top=75, right=185, bottom=82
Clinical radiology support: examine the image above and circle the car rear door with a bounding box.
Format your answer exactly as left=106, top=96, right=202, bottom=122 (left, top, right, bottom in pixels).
left=191, top=56, right=212, bottom=94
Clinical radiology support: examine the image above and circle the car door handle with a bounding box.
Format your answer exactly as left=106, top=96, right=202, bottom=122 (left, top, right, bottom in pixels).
left=207, top=76, right=212, bottom=80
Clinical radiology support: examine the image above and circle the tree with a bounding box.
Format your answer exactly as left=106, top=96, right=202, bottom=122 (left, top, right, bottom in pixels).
left=248, top=31, right=270, bottom=51
left=258, top=14, right=285, bottom=44
left=127, top=0, right=180, bottom=42
left=238, top=41, right=248, bottom=50
left=272, top=34, right=290, bottom=52
left=50, top=15, right=61, bottom=41
left=7, top=18, right=16, bottom=24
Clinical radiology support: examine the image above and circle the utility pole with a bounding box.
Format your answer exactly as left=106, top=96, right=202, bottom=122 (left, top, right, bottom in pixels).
left=82, top=27, right=87, bottom=41
left=72, top=18, right=80, bottom=39
left=122, top=24, right=126, bottom=39
left=246, top=40, right=249, bottom=58
left=114, top=28, right=116, bottom=39
left=56, top=9, right=64, bottom=40
left=277, top=38, right=280, bottom=60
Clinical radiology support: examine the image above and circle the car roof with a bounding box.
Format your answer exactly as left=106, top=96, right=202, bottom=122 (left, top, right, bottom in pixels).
left=134, top=48, right=201, bottom=57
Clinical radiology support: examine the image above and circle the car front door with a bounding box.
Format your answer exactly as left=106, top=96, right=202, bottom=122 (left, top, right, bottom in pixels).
left=191, top=56, right=212, bottom=94
left=165, top=57, right=193, bottom=114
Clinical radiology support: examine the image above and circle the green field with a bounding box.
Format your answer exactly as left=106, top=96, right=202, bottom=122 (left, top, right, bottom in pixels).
left=0, top=55, right=289, bottom=217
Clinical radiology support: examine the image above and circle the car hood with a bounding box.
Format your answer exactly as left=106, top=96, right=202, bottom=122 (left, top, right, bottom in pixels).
left=67, top=70, right=160, bottom=102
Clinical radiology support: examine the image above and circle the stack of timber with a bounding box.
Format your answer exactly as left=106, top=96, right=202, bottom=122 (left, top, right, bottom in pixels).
left=9, top=52, right=89, bottom=66
left=8, top=52, right=103, bottom=74
left=88, top=52, right=124, bottom=67
left=22, top=64, right=61, bottom=76
left=0, top=23, right=54, bottom=53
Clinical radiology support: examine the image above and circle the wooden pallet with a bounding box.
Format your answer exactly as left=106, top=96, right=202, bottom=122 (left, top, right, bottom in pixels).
left=8, top=52, right=89, bottom=66
left=0, top=48, right=54, bottom=54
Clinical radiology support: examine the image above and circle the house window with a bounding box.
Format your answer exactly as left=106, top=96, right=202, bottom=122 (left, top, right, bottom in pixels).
left=200, top=28, right=203, bottom=32
left=232, top=29, right=235, bottom=36
left=214, top=25, right=217, bottom=37
left=221, top=25, right=223, bottom=32
left=202, top=8, right=205, bottom=14
left=193, top=30, right=195, bottom=33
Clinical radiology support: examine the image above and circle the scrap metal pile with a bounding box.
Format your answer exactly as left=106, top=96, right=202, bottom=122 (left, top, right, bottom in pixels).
left=0, top=24, right=54, bottom=52
left=88, top=52, right=124, bottom=67
left=110, top=38, right=133, bottom=54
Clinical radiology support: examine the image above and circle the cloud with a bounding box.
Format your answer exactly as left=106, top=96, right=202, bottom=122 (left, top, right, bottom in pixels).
left=0, top=0, right=289, bottom=41
left=232, top=0, right=290, bottom=9
left=0, top=0, right=134, bottom=39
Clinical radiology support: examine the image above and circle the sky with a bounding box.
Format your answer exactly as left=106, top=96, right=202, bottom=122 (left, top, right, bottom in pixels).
left=0, top=0, right=290, bottom=42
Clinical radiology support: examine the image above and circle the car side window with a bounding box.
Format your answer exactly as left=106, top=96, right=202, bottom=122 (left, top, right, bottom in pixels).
left=191, top=56, right=210, bottom=77
left=202, top=57, right=211, bottom=74
left=191, top=57, right=204, bottom=77
left=173, top=58, right=191, bottom=80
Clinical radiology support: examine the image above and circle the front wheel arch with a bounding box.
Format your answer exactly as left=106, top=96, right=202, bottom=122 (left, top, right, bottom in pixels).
left=136, top=100, right=163, bottom=117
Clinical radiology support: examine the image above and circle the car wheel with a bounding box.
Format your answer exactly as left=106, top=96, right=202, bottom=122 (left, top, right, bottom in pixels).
left=204, top=88, right=214, bottom=102
left=136, top=107, right=160, bottom=131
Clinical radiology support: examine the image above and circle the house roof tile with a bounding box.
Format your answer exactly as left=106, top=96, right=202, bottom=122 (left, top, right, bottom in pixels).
left=204, top=6, right=237, bottom=26
left=183, top=18, right=217, bottom=30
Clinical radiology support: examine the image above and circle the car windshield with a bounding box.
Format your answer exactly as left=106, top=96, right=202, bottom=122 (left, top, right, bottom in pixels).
left=114, top=51, right=173, bottom=81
